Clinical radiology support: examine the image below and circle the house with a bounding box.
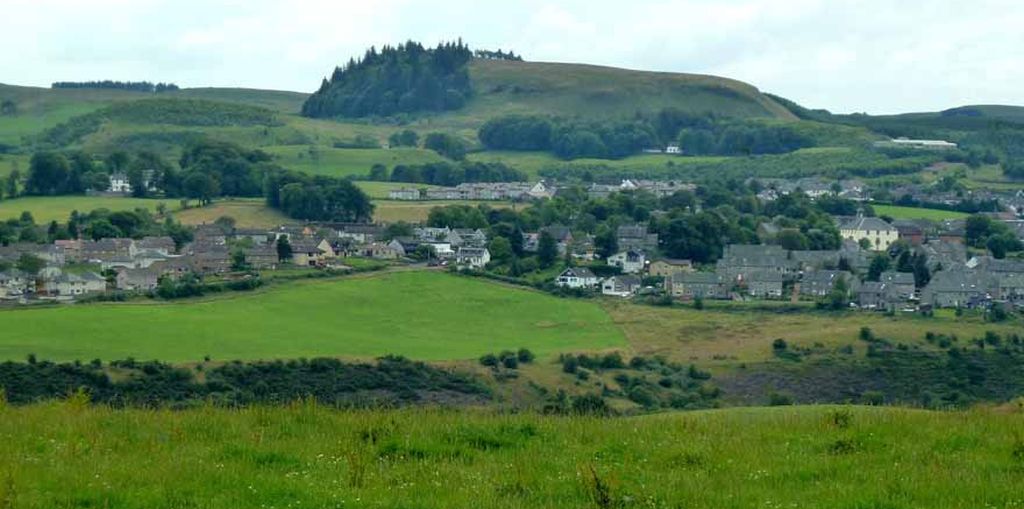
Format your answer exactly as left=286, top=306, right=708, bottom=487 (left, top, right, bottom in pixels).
left=877, top=138, right=958, bottom=150
left=48, top=272, right=106, bottom=298
left=839, top=214, right=898, bottom=251
left=917, top=240, right=967, bottom=271
left=192, top=246, right=231, bottom=273
left=245, top=244, right=279, bottom=270
left=360, top=242, right=403, bottom=260
left=742, top=271, right=786, bottom=299
left=0, top=270, right=30, bottom=299
left=607, top=250, right=646, bottom=274
left=893, top=221, right=926, bottom=246
left=717, top=244, right=798, bottom=281
left=555, top=267, right=600, bottom=289
left=602, top=275, right=642, bottom=297
left=290, top=237, right=334, bottom=266
left=920, top=270, right=993, bottom=308
left=648, top=259, right=693, bottom=278
left=800, top=270, right=856, bottom=297
left=336, top=224, right=384, bottom=244
left=388, top=188, right=422, bottom=200
left=116, top=267, right=161, bottom=292
left=879, top=271, right=916, bottom=299
left=455, top=247, right=491, bottom=269
left=108, top=172, right=132, bottom=193
left=540, top=225, right=573, bottom=254
left=665, top=144, right=681, bottom=155
left=669, top=272, right=727, bottom=300
left=233, top=229, right=271, bottom=245
left=857, top=282, right=893, bottom=310
left=81, top=238, right=133, bottom=262
left=617, top=224, right=658, bottom=252
left=450, top=229, right=488, bottom=248
left=133, top=236, right=176, bottom=256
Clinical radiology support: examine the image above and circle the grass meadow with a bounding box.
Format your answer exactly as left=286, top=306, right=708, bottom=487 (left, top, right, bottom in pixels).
left=0, top=196, right=171, bottom=223
left=0, top=403, right=1021, bottom=508
left=174, top=198, right=290, bottom=228
left=872, top=204, right=969, bottom=221
left=0, top=271, right=624, bottom=363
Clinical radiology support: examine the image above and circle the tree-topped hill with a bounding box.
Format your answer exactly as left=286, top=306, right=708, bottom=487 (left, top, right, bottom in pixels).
left=301, top=40, right=473, bottom=119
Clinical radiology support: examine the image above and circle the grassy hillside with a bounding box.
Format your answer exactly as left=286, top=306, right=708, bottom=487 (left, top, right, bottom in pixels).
left=1, top=403, right=1021, bottom=508
left=0, top=271, right=624, bottom=362
left=872, top=204, right=969, bottom=221
left=0, top=196, right=172, bottom=223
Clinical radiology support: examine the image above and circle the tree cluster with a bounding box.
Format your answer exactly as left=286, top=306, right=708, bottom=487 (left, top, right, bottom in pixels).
left=301, top=40, right=473, bottom=118
left=473, top=49, right=523, bottom=61
left=372, top=160, right=526, bottom=186
left=265, top=170, right=373, bottom=222
left=51, top=81, right=180, bottom=92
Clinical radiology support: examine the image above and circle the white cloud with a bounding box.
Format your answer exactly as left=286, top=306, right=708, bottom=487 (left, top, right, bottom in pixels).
left=0, top=0, right=1020, bottom=113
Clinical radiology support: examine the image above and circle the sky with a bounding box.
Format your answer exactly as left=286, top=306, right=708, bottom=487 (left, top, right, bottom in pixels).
left=1, top=0, right=1021, bottom=114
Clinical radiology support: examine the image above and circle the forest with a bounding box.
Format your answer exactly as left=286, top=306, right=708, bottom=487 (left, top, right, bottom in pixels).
left=301, top=40, right=474, bottom=118
left=478, top=111, right=816, bottom=160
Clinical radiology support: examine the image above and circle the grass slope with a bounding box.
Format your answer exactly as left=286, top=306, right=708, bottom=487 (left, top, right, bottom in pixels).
left=0, top=404, right=1021, bottom=508
left=174, top=199, right=290, bottom=228
left=264, top=145, right=444, bottom=177
left=872, top=204, right=969, bottom=221
left=0, top=271, right=624, bottom=362
left=0, top=196, right=171, bottom=223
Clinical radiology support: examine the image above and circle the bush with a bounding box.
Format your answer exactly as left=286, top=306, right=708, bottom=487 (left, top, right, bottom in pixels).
left=479, top=354, right=499, bottom=368
left=772, top=338, right=788, bottom=351
left=769, top=392, right=794, bottom=406
left=516, top=348, right=535, bottom=363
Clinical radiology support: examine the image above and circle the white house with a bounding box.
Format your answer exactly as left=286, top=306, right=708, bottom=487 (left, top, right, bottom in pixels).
left=555, top=267, right=600, bottom=289
left=601, top=275, right=642, bottom=297
left=607, top=250, right=646, bottom=274
left=388, top=188, right=422, bottom=200
left=839, top=214, right=899, bottom=251
left=665, top=144, right=682, bottom=154
left=108, top=173, right=132, bottom=193
left=455, top=247, right=491, bottom=269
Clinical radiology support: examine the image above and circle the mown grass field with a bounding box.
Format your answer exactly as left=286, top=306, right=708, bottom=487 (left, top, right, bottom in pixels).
left=174, top=199, right=290, bottom=228
left=354, top=180, right=441, bottom=199
left=0, top=196, right=170, bottom=223
left=1, top=403, right=1021, bottom=508
left=0, top=271, right=625, bottom=362
left=872, top=204, right=969, bottom=221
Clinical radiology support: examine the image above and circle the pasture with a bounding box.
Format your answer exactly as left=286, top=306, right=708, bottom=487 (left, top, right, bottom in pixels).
left=174, top=199, right=290, bottom=228
left=0, top=196, right=169, bottom=223
left=0, top=403, right=1020, bottom=508
left=872, top=204, right=969, bottom=221
left=0, top=271, right=625, bottom=362
left=264, top=145, right=445, bottom=177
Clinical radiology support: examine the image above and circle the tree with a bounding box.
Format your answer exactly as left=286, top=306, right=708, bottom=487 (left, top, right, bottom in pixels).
left=15, top=254, right=45, bottom=276
left=424, top=132, right=467, bottom=160
left=184, top=172, right=219, bottom=205
left=537, top=231, right=558, bottom=268
left=777, top=229, right=809, bottom=250
left=867, top=254, right=890, bottom=282
left=0, top=99, right=15, bottom=116
left=85, top=219, right=123, bottom=240
left=488, top=237, right=514, bottom=266
left=214, top=216, right=237, bottom=234
left=230, top=250, right=248, bottom=271
left=276, top=236, right=293, bottom=262
left=388, top=129, right=419, bottom=147
left=25, top=152, right=71, bottom=195
left=594, top=226, right=618, bottom=259
left=4, top=170, right=17, bottom=198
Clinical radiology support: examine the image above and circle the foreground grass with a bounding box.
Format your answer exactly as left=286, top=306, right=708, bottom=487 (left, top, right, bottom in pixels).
left=0, top=403, right=1021, bottom=508
left=0, top=271, right=624, bottom=362
left=0, top=196, right=171, bottom=223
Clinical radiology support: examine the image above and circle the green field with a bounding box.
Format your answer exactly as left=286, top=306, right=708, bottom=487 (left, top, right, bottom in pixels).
left=872, top=204, right=969, bottom=221
left=174, top=198, right=290, bottom=228
left=0, top=272, right=624, bottom=362
left=264, top=145, right=445, bottom=177
left=354, top=180, right=442, bottom=199
left=0, top=196, right=171, bottom=223
left=0, top=403, right=1020, bottom=508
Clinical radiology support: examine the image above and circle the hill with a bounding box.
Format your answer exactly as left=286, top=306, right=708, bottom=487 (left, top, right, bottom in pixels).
left=0, top=403, right=1020, bottom=508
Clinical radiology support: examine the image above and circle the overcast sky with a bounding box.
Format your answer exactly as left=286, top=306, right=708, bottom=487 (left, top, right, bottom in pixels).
left=1, top=0, right=1021, bottom=114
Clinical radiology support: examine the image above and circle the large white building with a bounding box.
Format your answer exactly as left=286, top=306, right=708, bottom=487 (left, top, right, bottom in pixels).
left=839, top=215, right=899, bottom=251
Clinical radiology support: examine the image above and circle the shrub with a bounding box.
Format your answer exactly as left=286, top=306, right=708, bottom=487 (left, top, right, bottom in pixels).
left=516, top=348, right=535, bottom=363
left=479, top=354, right=499, bottom=368
left=769, top=392, right=794, bottom=406
left=772, top=338, right=788, bottom=351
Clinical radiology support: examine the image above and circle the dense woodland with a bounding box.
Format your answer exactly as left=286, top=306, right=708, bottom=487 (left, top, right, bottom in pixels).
left=478, top=111, right=816, bottom=160
left=51, top=81, right=180, bottom=93
left=301, top=41, right=474, bottom=118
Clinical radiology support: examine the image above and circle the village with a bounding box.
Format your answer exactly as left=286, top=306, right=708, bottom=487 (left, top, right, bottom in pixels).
left=1, top=193, right=1023, bottom=312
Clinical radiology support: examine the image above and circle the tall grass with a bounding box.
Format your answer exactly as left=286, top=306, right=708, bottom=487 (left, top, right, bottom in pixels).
left=0, top=402, right=1021, bottom=508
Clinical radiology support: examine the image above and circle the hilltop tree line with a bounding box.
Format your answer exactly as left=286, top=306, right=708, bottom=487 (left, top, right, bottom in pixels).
left=473, top=49, right=523, bottom=61
left=302, top=40, right=473, bottom=118
left=478, top=110, right=815, bottom=160
left=367, top=160, right=527, bottom=186
left=51, top=81, right=180, bottom=93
